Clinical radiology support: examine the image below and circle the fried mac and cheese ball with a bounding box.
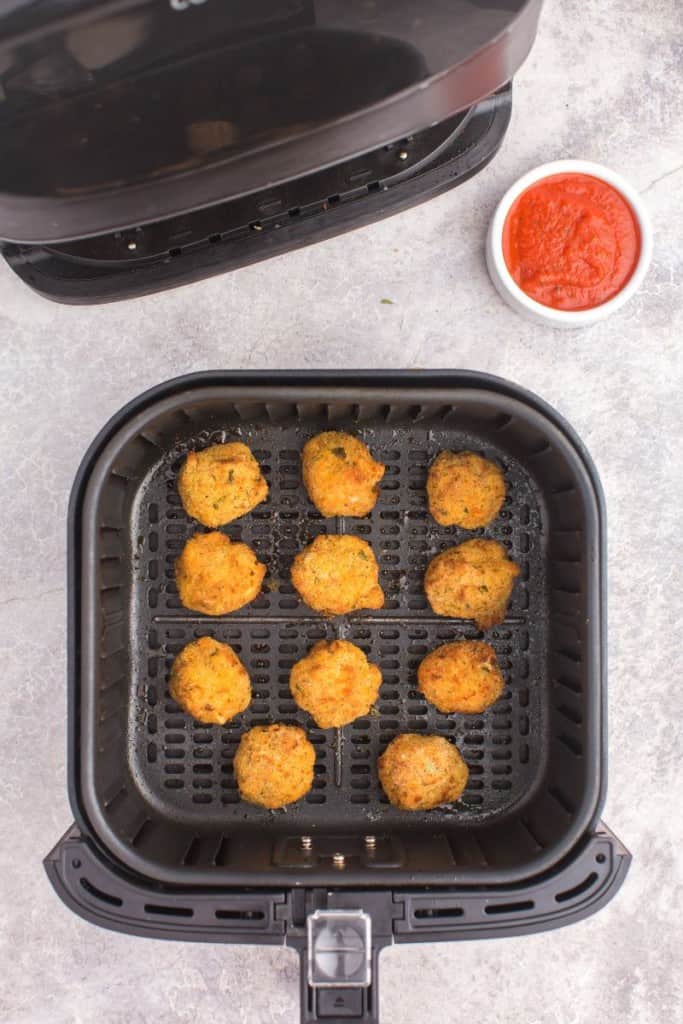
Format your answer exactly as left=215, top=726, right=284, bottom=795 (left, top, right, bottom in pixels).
left=176, top=531, right=266, bottom=615
left=424, top=539, right=519, bottom=630
left=234, top=724, right=315, bottom=808
left=427, top=450, right=505, bottom=529
left=378, top=734, right=469, bottom=811
left=302, top=431, right=384, bottom=517
left=418, top=640, right=504, bottom=714
left=289, top=639, right=382, bottom=729
left=169, top=636, right=251, bottom=725
left=178, top=442, right=268, bottom=527
left=291, top=534, right=384, bottom=615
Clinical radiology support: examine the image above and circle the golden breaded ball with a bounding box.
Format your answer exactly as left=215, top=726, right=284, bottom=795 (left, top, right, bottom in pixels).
left=176, top=531, right=266, bottom=615
left=424, top=539, right=520, bottom=630
left=234, top=724, right=315, bottom=808
left=178, top=442, right=268, bottom=527
left=418, top=640, right=504, bottom=714
left=169, top=636, right=251, bottom=725
left=291, top=534, right=384, bottom=615
left=378, top=734, right=469, bottom=811
left=427, top=451, right=505, bottom=528
left=290, top=639, right=382, bottom=729
left=302, top=431, right=385, bottom=517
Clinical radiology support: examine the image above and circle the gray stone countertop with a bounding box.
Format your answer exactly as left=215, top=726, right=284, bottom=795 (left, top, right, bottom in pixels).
left=0, top=0, right=681, bottom=1021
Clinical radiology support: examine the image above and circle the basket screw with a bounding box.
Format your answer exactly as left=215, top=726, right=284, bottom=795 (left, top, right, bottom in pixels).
left=333, top=852, right=346, bottom=869
left=300, top=835, right=312, bottom=851
left=364, top=835, right=377, bottom=850
left=126, top=240, right=137, bottom=251
left=398, top=149, right=409, bottom=161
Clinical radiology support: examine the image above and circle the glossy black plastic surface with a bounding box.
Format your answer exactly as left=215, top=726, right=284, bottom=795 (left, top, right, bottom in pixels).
left=0, top=0, right=543, bottom=242
left=68, top=372, right=606, bottom=888
left=3, top=89, right=510, bottom=303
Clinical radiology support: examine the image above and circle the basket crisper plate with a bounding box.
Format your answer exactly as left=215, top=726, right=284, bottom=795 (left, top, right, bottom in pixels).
left=78, top=375, right=603, bottom=886
left=131, top=421, right=546, bottom=830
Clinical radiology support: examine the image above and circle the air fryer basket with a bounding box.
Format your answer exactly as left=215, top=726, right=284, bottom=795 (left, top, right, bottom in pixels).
left=47, top=371, right=629, bottom=1024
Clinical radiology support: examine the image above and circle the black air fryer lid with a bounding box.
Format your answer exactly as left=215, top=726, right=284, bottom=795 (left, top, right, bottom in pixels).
left=0, top=0, right=543, bottom=245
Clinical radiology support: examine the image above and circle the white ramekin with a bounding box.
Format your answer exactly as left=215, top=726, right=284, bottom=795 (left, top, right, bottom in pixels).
left=485, top=159, right=653, bottom=329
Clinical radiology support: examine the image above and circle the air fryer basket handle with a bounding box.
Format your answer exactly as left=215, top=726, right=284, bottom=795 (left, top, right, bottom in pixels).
left=294, top=905, right=391, bottom=1024
left=45, top=824, right=630, bottom=1024
left=296, top=944, right=387, bottom=1024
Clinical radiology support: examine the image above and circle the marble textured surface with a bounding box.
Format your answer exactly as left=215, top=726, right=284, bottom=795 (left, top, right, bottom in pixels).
left=0, top=1, right=681, bottom=1021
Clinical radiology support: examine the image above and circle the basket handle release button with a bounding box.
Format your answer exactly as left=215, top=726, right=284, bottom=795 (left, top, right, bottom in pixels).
left=316, top=988, right=365, bottom=1018
left=307, top=909, right=372, bottom=990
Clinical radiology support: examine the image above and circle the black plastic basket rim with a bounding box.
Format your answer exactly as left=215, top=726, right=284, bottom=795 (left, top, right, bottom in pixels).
left=67, top=370, right=607, bottom=888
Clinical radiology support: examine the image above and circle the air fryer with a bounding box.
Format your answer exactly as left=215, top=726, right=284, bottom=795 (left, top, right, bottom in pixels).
left=0, top=1, right=544, bottom=302
left=46, top=370, right=631, bottom=1024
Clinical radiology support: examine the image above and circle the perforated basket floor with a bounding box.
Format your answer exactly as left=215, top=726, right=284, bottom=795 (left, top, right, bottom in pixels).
left=130, top=418, right=547, bottom=832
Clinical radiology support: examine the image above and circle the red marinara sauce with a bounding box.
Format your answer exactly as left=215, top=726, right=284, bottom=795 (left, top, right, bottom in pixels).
left=502, top=173, right=641, bottom=311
